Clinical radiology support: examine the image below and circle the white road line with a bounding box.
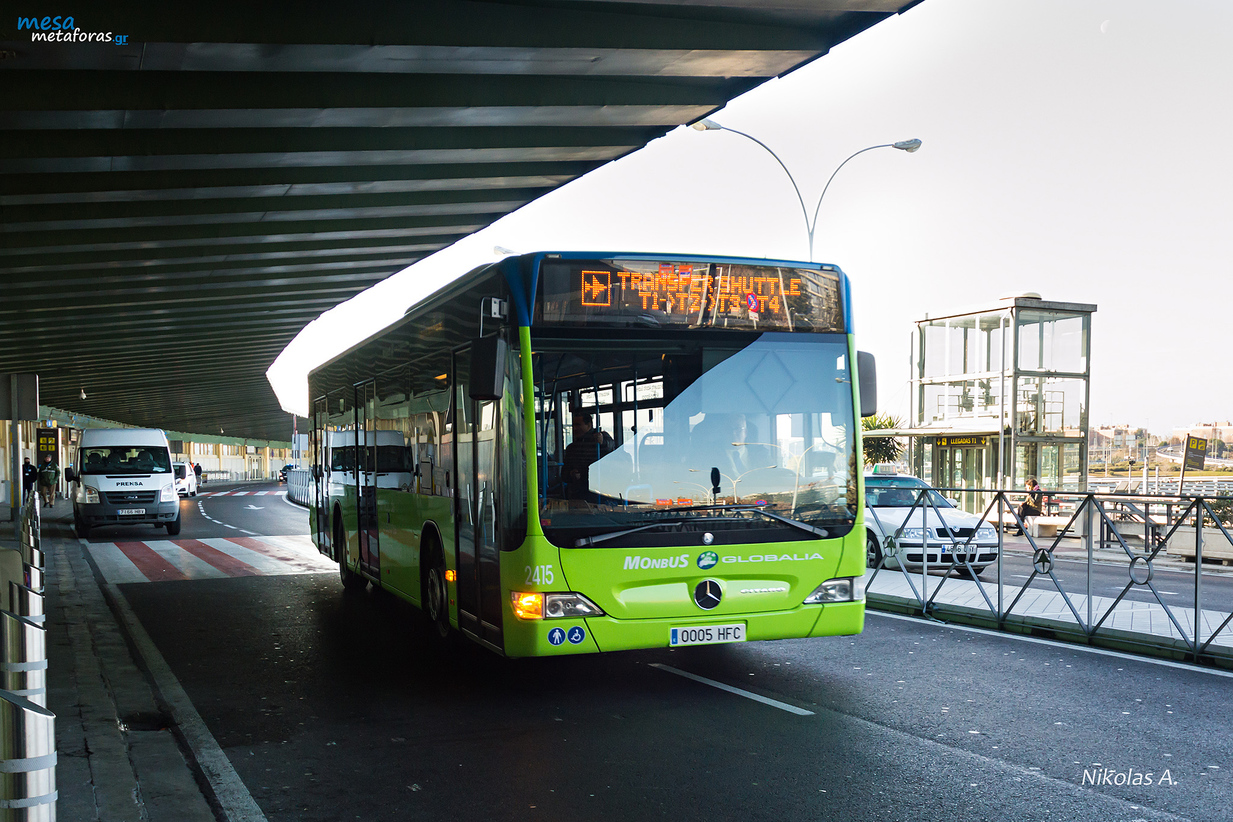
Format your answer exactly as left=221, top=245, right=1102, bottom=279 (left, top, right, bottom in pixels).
left=649, top=663, right=815, bottom=716
left=108, top=585, right=268, bottom=821
left=869, top=611, right=1233, bottom=680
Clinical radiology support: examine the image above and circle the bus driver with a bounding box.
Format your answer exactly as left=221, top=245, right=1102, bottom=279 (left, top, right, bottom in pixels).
left=563, top=410, right=616, bottom=500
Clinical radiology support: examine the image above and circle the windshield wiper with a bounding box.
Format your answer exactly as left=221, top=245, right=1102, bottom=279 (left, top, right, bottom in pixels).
left=665, top=504, right=831, bottom=539
left=572, top=504, right=828, bottom=547
left=573, top=520, right=691, bottom=548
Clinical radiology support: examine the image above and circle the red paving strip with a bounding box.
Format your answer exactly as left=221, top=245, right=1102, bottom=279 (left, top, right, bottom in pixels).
left=177, top=539, right=262, bottom=577
left=228, top=536, right=324, bottom=569
left=114, top=541, right=190, bottom=582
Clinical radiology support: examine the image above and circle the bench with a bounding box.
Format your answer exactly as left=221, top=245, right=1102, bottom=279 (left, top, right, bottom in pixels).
left=992, top=512, right=1071, bottom=538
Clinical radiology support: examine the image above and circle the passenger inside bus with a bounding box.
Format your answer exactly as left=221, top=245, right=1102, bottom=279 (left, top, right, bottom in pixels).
left=562, top=410, right=617, bottom=500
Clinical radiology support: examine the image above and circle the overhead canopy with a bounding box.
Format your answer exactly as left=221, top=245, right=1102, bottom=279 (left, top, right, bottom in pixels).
left=0, top=0, right=922, bottom=441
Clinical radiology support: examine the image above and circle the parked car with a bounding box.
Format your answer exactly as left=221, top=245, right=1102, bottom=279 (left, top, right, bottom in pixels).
left=173, top=462, right=198, bottom=497
left=279, top=464, right=293, bottom=483
left=864, top=472, right=998, bottom=577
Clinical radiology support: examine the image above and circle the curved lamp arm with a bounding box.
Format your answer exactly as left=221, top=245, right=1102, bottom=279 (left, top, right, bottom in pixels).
left=693, top=119, right=921, bottom=262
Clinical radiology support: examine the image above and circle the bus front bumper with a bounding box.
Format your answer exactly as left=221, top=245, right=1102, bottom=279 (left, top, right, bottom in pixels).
left=501, top=601, right=865, bottom=657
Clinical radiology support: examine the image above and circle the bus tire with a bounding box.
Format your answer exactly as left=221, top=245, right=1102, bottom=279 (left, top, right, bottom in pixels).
left=422, top=539, right=451, bottom=642
left=166, top=514, right=182, bottom=536
left=336, top=516, right=366, bottom=593
left=866, top=533, right=883, bottom=569
left=74, top=514, right=90, bottom=540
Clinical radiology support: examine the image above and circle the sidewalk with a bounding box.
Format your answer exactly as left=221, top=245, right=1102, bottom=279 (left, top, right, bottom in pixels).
left=866, top=535, right=1233, bottom=663
left=998, top=531, right=1233, bottom=574
left=32, top=501, right=219, bottom=821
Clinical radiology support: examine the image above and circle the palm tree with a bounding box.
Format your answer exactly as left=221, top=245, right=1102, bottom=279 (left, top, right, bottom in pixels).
left=862, top=413, right=905, bottom=467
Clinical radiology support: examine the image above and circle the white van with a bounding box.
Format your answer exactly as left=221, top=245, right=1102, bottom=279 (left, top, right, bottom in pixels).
left=67, top=428, right=182, bottom=538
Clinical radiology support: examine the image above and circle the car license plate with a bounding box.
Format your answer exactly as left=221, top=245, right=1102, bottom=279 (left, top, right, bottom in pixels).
left=669, top=624, right=745, bottom=647
left=117, top=508, right=146, bottom=516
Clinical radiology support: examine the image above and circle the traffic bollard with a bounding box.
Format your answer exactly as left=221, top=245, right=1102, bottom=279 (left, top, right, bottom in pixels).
left=0, top=613, right=45, bottom=708
left=4, top=587, right=41, bottom=627
left=0, top=689, right=56, bottom=820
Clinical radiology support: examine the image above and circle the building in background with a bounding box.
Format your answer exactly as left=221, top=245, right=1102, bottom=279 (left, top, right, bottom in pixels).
left=867, top=294, right=1096, bottom=509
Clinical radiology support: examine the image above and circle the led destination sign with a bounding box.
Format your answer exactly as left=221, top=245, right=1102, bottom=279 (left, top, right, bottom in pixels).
left=538, top=258, right=844, bottom=332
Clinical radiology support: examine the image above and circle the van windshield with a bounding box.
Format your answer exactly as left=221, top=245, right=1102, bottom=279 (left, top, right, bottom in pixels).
left=80, top=447, right=172, bottom=475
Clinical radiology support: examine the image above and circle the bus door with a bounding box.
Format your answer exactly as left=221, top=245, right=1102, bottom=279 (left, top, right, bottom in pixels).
left=356, top=381, right=380, bottom=576
left=313, top=397, right=331, bottom=554
left=454, top=349, right=504, bottom=649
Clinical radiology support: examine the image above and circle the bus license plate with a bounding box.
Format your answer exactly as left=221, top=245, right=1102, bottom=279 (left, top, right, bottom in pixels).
left=117, top=508, right=146, bottom=516
left=669, top=624, right=745, bottom=647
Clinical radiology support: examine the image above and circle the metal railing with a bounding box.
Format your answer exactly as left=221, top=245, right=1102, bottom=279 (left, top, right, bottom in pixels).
left=1, top=492, right=56, bottom=819
left=865, top=487, right=1233, bottom=666
left=286, top=468, right=312, bottom=506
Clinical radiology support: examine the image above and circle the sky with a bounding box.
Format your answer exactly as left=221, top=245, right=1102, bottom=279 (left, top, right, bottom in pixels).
left=266, top=0, right=1233, bottom=439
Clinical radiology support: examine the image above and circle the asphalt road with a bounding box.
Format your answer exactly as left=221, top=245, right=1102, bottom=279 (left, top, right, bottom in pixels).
left=100, top=483, right=1233, bottom=821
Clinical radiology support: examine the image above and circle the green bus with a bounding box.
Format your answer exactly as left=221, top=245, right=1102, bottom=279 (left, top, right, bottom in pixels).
left=308, top=252, right=876, bottom=656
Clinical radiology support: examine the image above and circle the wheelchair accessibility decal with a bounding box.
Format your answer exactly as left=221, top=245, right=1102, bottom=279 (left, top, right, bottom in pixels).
left=548, top=626, right=587, bottom=646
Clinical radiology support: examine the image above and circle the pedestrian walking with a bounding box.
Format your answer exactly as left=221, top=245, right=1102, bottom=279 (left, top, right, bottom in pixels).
left=37, top=454, right=60, bottom=508
left=21, top=457, right=38, bottom=502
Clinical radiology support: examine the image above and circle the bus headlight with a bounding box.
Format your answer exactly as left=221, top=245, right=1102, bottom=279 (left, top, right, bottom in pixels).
left=84, top=486, right=100, bottom=504
left=803, top=577, right=865, bottom=604
left=160, top=483, right=177, bottom=502
left=511, top=592, right=605, bottom=620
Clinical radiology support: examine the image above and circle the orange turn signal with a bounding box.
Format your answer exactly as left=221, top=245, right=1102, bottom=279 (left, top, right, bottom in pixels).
left=445, top=569, right=456, bottom=583
left=510, top=592, right=543, bottom=620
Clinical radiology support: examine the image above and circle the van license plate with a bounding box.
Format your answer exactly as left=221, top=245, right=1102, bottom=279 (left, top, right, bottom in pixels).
left=669, top=624, right=745, bottom=647
left=117, top=508, right=145, bottom=516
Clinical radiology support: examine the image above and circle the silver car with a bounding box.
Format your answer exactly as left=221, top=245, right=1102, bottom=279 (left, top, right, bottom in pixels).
left=864, top=473, right=998, bottom=577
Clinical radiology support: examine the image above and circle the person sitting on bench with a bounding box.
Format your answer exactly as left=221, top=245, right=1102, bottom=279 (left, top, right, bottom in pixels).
left=1014, top=477, right=1043, bottom=535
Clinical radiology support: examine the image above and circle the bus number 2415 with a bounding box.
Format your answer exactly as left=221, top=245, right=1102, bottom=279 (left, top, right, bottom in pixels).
left=525, top=565, right=554, bottom=585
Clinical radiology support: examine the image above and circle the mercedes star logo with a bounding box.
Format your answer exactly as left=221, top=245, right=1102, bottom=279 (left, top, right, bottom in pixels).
left=693, top=579, right=722, bottom=610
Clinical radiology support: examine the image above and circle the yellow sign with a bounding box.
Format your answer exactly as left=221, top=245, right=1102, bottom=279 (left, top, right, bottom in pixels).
left=938, top=436, right=986, bottom=448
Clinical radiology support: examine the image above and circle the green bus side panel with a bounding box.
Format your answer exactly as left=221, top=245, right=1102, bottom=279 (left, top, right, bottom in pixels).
left=375, top=489, right=453, bottom=605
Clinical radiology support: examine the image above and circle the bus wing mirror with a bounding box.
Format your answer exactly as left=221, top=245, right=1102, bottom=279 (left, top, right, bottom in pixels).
left=469, top=336, right=507, bottom=401
left=858, top=351, right=877, bottom=418
left=65, top=466, right=77, bottom=483
left=312, top=464, right=323, bottom=480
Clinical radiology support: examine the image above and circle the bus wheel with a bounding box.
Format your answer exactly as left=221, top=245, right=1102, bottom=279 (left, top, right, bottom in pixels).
left=74, top=514, right=90, bottom=540
left=423, top=545, right=451, bottom=641
left=336, top=519, right=366, bottom=593
left=866, top=534, right=883, bottom=569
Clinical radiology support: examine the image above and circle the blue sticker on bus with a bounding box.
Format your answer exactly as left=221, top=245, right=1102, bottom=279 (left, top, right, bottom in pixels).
left=567, top=626, right=586, bottom=645
left=548, top=627, right=566, bottom=646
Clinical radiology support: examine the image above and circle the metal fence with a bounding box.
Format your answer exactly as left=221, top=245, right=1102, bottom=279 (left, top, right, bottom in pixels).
left=1, top=492, right=56, bottom=819
left=865, top=487, right=1233, bottom=667
left=286, top=468, right=312, bottom=507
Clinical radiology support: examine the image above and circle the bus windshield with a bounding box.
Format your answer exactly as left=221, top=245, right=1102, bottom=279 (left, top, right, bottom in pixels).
left=533, top=331, right=857, bottom=548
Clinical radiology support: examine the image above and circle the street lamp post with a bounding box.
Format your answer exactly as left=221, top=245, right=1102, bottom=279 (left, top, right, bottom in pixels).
left=691, top=118, right=921, bottom=262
